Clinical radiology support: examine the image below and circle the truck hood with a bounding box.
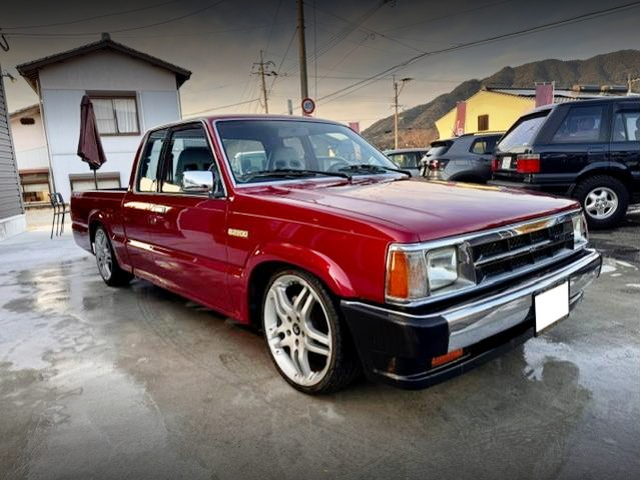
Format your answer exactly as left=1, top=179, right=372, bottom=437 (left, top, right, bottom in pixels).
left=248, top=178, right=578, bottom=242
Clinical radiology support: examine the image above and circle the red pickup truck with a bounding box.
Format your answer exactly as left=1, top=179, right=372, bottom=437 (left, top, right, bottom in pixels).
left=71, top=115, right=601, bottom=394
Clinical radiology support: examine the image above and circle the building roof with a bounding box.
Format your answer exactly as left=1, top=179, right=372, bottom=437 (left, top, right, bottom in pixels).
left=16, top=33, right=191, bottom=93
left=483, top=85, right=623, bottom=103
left=9, top=104, right=40, bottom=119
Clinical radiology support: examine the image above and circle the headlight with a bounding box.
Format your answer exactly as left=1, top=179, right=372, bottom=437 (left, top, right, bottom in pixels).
left=572, top=212, right=588, bottom=249
left=426, top=247, right=458, bottom=290
left=385, top=244, right=476, bottom=304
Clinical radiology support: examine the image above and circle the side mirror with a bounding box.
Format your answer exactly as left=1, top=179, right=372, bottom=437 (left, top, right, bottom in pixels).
left=182, top=170, right=215, bottom=194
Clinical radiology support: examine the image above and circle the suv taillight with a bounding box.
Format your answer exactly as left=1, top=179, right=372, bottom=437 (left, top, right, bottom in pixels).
left=516, top=154, right=540, bottom=173
left=491, top=157, right=499, bottom=171
left=429, top=159, right=449, bottom=171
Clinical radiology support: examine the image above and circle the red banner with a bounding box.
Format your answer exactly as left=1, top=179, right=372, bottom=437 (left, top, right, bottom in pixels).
left=454, top=101, right=466, bottom=136
left=535, top=83, right=554, bottom=107
left=348, top=122, right=360, bottom=133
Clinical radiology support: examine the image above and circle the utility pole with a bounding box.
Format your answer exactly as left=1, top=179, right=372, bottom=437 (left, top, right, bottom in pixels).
left=393, top=75, right=413, bottom=149
left=252, top=51, right=276, bottom=114
left=297, top=0, right=309, bottom=105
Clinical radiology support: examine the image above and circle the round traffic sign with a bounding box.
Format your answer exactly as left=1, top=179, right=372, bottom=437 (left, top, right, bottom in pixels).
left=301, top=97, right=315, bottom=115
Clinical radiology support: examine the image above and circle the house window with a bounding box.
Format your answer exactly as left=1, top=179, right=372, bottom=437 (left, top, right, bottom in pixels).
left=19, top=169, right=50, bottom=203
left=477, top=114, right=489, bottom=131
left=90, top=94, right=140, bottom=136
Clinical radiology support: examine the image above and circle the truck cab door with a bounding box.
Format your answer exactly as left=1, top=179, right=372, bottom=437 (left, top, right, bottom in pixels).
left=144, top=123, right=231, bottom=313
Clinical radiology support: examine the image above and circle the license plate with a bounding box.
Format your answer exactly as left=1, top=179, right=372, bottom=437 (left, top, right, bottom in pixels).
left=501, top=156, right=512, bottom=169
left=534, top=282, right=569, bottom=334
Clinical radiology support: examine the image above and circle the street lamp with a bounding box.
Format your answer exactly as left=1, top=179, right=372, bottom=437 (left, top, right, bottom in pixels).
left=393, top=76, right=413, bottom=149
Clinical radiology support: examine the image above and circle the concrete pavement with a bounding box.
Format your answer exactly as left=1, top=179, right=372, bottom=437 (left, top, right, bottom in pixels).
left=0, top=214, right=638, bottom=480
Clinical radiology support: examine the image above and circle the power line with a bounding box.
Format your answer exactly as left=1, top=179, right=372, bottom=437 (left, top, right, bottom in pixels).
left=5, top=0, right=228, bottom=37
left=381, top=0, right=518, bottom=33
left=1, top=0, right=180, bottom=30
left=264, top=0, right=283, bottom=56
left=268, top=27, right=298, bottom=94
left=317, top=1, right=640, bottom=105
left=7, top=21, right=295, bottom=39
left=183, top=98, right=261, bottom=117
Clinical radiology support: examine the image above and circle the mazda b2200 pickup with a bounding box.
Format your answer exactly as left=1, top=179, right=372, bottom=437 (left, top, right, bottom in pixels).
left=71, top=115, right=601, bottom=394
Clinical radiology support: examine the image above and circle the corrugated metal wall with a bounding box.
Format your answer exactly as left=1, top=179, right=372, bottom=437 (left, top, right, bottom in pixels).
left=0, top=75, right=24, bottom=220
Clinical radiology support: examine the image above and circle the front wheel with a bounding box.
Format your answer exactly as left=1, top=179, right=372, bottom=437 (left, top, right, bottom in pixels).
left=262, top=269, right=359, bottom=394
left=94, top=226, right=133, bottom=286
left=573, top=175, right=629, bottom=229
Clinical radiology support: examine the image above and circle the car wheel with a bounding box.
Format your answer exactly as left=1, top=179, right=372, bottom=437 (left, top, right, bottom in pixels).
left=262, top=269, right=359, bottom=394
left=94, top=226, right=133, bottom=286
left=573, top=175, right=629, bottom=229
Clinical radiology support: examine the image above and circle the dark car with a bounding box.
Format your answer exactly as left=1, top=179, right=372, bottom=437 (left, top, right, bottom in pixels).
left=383, top=148, right=429, bottom=176
left=491, top=97, right=639, bottom=229
left=422, top=132, right=503, bottom=183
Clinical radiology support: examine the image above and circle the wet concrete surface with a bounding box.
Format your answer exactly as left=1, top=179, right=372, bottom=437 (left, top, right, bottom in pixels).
left=0, top=212, right=639, bottom=480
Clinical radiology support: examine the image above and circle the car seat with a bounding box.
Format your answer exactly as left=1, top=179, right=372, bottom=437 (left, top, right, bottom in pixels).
left=269, top=146, right=303, bottom=170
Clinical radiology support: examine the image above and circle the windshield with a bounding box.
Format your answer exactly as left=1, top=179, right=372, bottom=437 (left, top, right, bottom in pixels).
left=215, top=119, right=399, bottom=184
left=498, top=112, right=548, bottom=151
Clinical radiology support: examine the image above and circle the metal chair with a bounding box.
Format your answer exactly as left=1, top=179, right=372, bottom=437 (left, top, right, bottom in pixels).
left=48, top=192, right=70, bottom=238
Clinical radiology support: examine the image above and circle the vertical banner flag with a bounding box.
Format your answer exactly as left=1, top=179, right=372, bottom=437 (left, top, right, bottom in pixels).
left=535, top=83, right=554, bottom=107
left=348, top=122, right=360, bottom=133
left=454, top=101, right=466, bottom=136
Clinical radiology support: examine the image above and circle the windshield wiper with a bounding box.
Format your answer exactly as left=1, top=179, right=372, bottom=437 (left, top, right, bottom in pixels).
left=337, top=164, right=411, bottom=177
left=242, top=169, right=351, bottom=182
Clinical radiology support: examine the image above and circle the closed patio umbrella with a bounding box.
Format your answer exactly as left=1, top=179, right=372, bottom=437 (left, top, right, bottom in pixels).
left=77, top=95, right=106, bottom=188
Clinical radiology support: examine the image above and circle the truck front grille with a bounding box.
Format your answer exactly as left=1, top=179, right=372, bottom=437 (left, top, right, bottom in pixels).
left=470, top=219, right=573, bottom=283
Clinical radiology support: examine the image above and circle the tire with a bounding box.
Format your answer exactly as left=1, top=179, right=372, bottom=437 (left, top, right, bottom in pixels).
left=94, top=226, right=133, bottom=286
left=262, top=269, right=359, bottom=394
left=573, top=175, right=629, bottom=230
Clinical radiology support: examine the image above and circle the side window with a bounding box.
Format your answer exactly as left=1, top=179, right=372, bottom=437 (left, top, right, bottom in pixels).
left=471, top=139, right=487, bottom=154
left=161, top=125, right=218, bottom=194
left=472, top=136, right=498, bottom=154
left=137, top=130, right=166, bottom=192
left=612, top=110, right=640, bottom=142
left=551, top=106, right=604, bottom=143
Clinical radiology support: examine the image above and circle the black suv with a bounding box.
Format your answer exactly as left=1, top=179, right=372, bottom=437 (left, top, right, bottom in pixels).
left=422, top=132, right=503, bottom=183
left=491, top=97, right=640, bottom=229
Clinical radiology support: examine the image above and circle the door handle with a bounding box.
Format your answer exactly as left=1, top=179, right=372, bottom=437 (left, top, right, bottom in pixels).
left=150, top=205, right=168, bottom=214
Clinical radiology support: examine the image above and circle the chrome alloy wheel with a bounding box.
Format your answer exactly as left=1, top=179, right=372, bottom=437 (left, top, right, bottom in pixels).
left=94, top=229, right=113, bottom=281
left=264, top=274, right=333, bottom=387
left=584, top=187, right=618, bottom=220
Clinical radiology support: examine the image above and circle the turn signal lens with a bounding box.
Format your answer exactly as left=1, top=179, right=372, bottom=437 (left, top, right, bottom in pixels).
left=387, top=250, right=409, bottom=299
left=385, top=249, right=428, bottom=301
left=572, top=212, right=588, bottom=249
left=431, top=349, right=464, bottom=367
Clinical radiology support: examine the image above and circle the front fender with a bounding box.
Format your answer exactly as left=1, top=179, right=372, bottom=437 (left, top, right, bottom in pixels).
left=246, top=242, right=357, bottom=298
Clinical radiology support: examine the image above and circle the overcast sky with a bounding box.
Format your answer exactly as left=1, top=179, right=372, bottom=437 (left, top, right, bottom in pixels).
left=1, top=0, right=639, bottom=128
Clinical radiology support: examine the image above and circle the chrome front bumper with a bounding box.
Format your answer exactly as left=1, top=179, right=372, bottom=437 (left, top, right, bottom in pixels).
left=446, top=248, right=600, bottom=351
left=341, top=248, right=601, bottom=388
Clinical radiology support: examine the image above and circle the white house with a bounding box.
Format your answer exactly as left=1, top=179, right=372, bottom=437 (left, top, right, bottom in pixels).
left=9, top=104, right=50, bottom=204
left=16, top=33, right=191, bottom=201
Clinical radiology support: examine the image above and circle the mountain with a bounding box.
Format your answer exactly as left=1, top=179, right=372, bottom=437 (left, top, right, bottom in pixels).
left=362, top=50, right=640, bottom=149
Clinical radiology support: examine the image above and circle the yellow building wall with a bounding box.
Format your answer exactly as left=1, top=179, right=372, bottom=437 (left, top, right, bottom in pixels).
left=435, top=90, right=535, bottom=138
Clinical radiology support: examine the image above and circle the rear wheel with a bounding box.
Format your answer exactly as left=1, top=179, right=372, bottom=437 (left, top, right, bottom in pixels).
left=573, top=175, right=628, bottom=229
left=94, top=227, right=133, bottom=286
left=262, top=269, right=359, bottom=394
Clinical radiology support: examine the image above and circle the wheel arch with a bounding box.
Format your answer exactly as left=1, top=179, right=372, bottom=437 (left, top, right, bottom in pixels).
left=570, top=166, right=634, bottom=197
left=245, top=246, right=356, bottom=330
